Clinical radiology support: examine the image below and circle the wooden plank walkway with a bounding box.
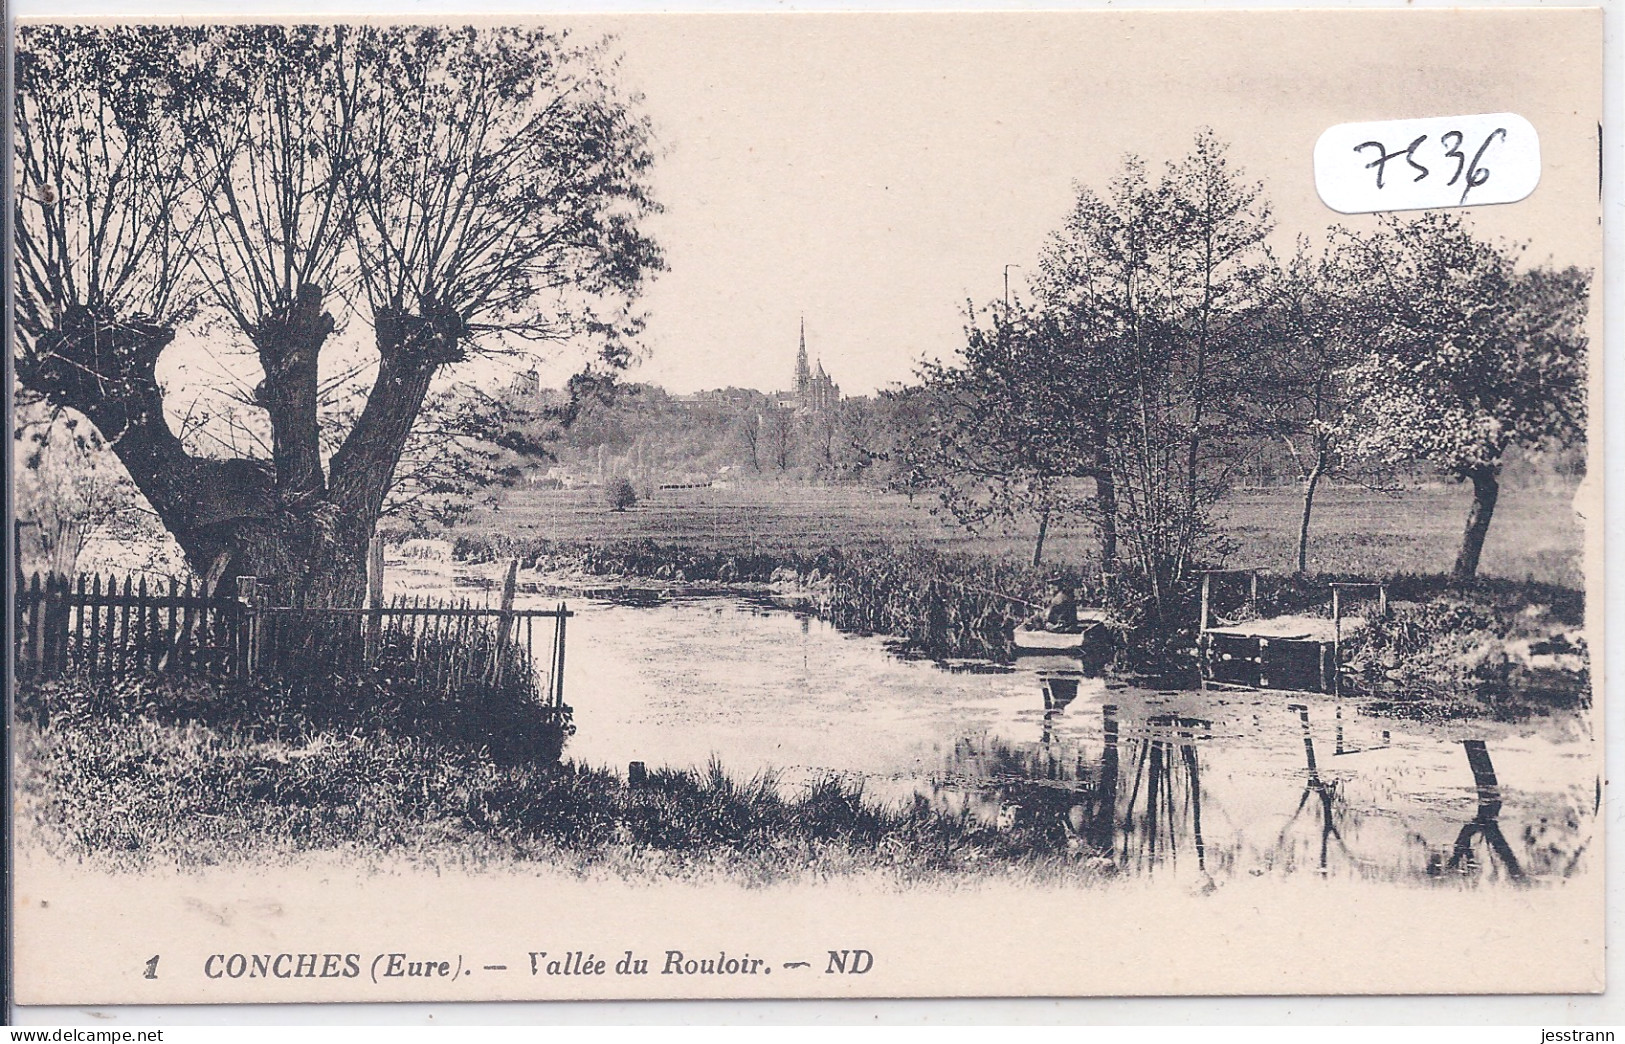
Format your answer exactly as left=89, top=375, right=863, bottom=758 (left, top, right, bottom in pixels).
left=1197, top=572, right=1388, bottom=693
left=1203, top=614, right=1366, bottom=643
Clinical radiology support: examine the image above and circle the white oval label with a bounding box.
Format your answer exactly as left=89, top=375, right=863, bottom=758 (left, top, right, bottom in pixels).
left=1314, top=112, right=1540, bottom=214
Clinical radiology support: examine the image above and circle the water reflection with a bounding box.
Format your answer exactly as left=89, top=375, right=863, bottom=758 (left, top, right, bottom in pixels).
left=1039, top=674, right=1078, bottom=746
left=546, top=592, right=1595, bottom=889
left=1276, top=704, right=1345, bottom=876
left=1431, top=740, right=1524, bottom=884
left=1107, top=711, right=1204, bottom=874
left=927, top=665, right=1593, bottom=888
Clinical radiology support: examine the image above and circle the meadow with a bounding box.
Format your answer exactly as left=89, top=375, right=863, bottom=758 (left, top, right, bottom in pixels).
left=474, top=477, right=1586, bottom=587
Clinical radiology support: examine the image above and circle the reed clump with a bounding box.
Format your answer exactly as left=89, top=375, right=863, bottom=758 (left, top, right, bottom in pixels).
left=453, top=535, right=1100, bottom=662
left=448, top=535, right=1589, bottom=697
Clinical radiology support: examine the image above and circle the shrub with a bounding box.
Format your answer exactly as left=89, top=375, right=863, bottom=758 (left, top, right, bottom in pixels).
left=604, top=477, right=637, bottom=512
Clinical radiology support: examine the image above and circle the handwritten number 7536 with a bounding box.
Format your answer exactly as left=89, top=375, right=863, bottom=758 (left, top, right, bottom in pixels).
left=1354, top=127, right=1507, bottom=204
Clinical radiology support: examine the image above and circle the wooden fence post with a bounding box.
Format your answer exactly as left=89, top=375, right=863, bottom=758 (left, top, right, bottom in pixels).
left=38, top=574, right=56, bottom=674
left=236, top=576, right=260, bottom=678
left=553, top=602, right=568, bottom=707
left=1331, top=585, right=1344, bottom=697
left=115, top=575, right=133, bottom=678
left=34, top=573, right=52, bottom=674
left=135, top=577, right=150, bottom=673
left=492, top=559, right=518, bottom=686
left=15, top=520, right=36, bottom=591
left=21, top=572, right=42, bottom=678
left=74, top=575, right=88, bottom=675
left=91, top=574, right=105, bottom=675
left=363, top=535, right=384, bottom=664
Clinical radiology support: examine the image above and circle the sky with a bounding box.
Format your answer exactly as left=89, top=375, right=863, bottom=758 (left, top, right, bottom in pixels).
left=532, top=10, right=1603, bottom=396
left=48, top=7, right=1597, bottom=418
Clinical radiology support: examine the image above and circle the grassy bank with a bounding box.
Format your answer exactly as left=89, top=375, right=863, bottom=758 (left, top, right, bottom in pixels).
left=457, top=535, right=1071, bottom=662
left=1214, top=572, right=1590, bottom=720
left=14, top=674, right=1105, bottom=882
left=470, top=479, right=1585, bottom=586
left=1339, top=580, right=1589, bottom=721
left=451, top=533, right=1590, bottom=717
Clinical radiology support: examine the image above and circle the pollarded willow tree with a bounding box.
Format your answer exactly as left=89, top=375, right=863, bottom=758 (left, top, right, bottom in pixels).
left=1335, top=213, right=1588, bottom=580
left=14, top=24, right=661, bottom=602
left=14, top=28, right=200, bottom=565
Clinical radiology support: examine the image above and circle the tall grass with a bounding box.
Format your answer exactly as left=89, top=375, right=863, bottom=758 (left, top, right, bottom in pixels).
left=1337, top=581, right=1589, bottom=721
left=14, top=678, right=1103, bottom=881
left=456, top=535, right=1080, bottom=661
left=454, top=530, right=1592, bottom=698
left=21, top=613, right=573, bottom=766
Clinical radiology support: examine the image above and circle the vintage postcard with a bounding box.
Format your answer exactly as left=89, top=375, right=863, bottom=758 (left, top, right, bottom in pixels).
left=9, top=8, right=1605, bottom=1005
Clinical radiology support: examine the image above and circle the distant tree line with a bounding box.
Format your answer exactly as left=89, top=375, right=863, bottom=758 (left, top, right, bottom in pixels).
left=890, top=130, right=1587, bottom=617
left=500, top=381, right=895, bottom=486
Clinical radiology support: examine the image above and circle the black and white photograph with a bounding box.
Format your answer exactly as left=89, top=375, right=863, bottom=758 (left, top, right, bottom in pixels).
left=7, top=8, right=1606, bottom=1005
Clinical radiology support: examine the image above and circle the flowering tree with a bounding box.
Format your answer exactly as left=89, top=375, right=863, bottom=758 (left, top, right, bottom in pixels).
left=1028, top=131, right=1272, bottom=611
left=1336, top=214, right=1588, bottom=579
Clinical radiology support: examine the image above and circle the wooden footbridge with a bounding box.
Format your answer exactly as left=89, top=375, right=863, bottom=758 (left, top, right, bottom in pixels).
left=1197, top=569, right=1388, bottom=692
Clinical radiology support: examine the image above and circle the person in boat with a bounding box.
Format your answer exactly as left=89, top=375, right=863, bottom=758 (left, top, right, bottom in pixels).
left=1043, top=580, right=1080, bottom=634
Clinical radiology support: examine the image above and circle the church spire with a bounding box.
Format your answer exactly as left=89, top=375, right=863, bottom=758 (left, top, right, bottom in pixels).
left=795, top=315, right=811, bottom=393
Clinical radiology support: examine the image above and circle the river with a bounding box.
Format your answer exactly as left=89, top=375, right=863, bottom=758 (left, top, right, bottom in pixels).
left=500, top=585, right=1596, bottom=889
left=394, top=554, right=1596, bottom=889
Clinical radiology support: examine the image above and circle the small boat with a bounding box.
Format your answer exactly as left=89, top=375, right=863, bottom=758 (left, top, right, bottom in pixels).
left=1013, top=610, right=1112, bottom=668
left=1013, top=628, right=1096, bottom=652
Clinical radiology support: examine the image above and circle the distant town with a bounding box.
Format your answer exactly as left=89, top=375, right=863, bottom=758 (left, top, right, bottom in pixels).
left=505, top=318, right=870, bottom=491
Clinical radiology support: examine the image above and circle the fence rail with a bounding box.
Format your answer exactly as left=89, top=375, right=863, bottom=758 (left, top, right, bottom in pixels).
left=14, top=569, right=570, bottom=705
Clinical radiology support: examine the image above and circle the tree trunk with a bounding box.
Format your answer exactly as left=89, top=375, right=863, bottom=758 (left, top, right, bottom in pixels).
left=18, top=304, right=456, bottom=608
left=328, top=308, right=461, bottom=509
left=1031, top=507, right=1051, bottom=568
left=1295, top=453, right=1326, bottom=575
left=18, top=308, right=269, bottom=585
left=1095, top=469, right=1117, bottom=571
left=1452, top=466, right=1501, bottom=580
left=742, top=421, right=761, bottom=472
left=250, top=283, right=336, bottom=495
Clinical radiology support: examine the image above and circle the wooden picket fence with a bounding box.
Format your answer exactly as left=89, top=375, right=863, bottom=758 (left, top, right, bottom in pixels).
left=13, top=570, right=570, bottom=706
left=14, top=572, right=249, bottom=679
left=244, top=590, right=570, bottom=706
